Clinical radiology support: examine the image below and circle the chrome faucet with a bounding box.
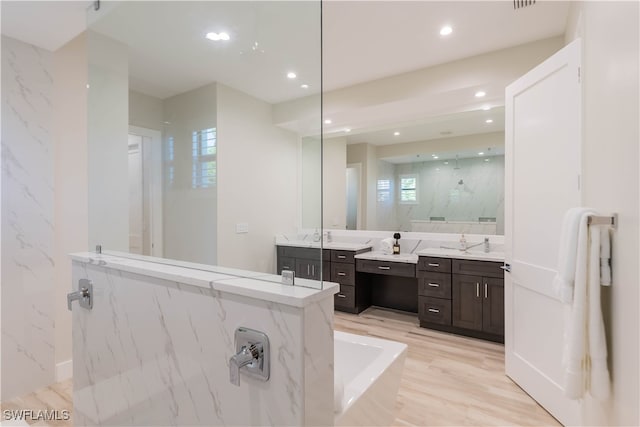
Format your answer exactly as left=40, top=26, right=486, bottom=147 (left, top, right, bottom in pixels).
left=484, top=237, right=490, bottom=253
left=229, top=327, right=270, bottom=386
left=230, top=343, right=262, bottom=386
left=325, top=230, right=332, bottom=243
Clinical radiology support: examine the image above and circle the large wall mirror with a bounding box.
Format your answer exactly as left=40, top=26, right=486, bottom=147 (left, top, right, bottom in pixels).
left=86, top=1, right=324, bottom=287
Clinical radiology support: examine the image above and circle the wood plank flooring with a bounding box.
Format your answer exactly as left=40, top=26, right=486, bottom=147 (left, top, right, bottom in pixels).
left=335, top=307, right=560, bottom=427
left=1, top=307, right=559, bottom=426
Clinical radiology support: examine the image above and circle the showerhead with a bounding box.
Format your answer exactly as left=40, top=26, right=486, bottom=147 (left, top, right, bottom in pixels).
left=458, top=179, right=464, bottom=185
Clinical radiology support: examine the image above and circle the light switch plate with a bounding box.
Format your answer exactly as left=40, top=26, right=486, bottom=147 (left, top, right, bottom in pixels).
left=236, top=223, right=249, bottom=234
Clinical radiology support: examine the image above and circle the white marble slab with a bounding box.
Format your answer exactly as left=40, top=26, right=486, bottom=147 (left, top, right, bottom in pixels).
left=416, top=248, right=506, bottom=262
left=71, top=252, right=338, bottom=308
left=354, top=251, right=418, bottom=264
left=1, top=36, right=55, bottom=400
left=275, top=238, right=372, bottom=252
left=72, top=259, right=335, bottom=426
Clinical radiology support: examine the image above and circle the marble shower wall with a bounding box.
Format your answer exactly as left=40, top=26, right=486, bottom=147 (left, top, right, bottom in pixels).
left=1, top=36, right=55, bottom=399
left=378, top=156, right=505, bottom=234
left=71, top=258, right=334, bottom=426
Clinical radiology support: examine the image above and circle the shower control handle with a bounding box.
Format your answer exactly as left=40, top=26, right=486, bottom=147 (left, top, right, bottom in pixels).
left=67, top=279, right=93, bottom=311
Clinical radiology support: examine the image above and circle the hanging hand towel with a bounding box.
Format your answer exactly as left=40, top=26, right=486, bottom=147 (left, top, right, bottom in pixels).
left=553, top=207, right=596, bottom=303
left=600, top=227, right=612, bottom=286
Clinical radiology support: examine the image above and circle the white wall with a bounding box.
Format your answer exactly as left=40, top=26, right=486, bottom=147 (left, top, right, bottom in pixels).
left=375, top=132, right=504, bottom=159
left=52, top=33, right=88, bottom=372
left=162, top=83, right=218, bottom=265
left=346, top=143, right=378, bottom=230
left=216, top=83, right=298, bottom=273
left=87, top=31, right=129, bottom=251
left=129, top=90, right=163, bottom=131
left=323, top=137, right=347, bottom=229
left=1, top=35, right=55, bottom=400
left=301, top=137, right=321, bottom=229
left=567, top=2, right=639, bottom=425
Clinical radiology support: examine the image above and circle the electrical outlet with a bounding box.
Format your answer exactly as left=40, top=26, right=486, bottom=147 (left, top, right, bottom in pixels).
left=236, top=223, right=249, bottom=234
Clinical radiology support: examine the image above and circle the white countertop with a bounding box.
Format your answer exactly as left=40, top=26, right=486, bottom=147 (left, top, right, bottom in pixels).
left=416, top=247, right=505, bottom=262
left=354, top=251, right=419, bottom=264
left=276, top=240, right=373, bottom=251
left=70, top=252, right=338, bottom=308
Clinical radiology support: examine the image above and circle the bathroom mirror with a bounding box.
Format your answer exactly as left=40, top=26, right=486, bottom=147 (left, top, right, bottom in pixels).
left=86, top=1, right=324, bottom=288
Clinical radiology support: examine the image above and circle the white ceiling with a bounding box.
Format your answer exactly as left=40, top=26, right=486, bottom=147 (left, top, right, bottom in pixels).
left=382, top=146, right=505, bottom=165
left=1, top=1, right=90, bottom=52
left=1, top=1, right=570, bottom=104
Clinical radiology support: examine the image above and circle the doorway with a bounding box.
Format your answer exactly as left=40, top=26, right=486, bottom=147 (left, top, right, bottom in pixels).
left=346, top=163, right=362, bottom=230
left=128, top=126, right=163, bottom=256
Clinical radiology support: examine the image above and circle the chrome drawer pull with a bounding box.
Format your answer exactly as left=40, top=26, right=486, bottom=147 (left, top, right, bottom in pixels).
left=428, top=308, right=440, bottom=313
left=476, top=283, right=480, bottom=297
left=427, top=283, right=440, bottom=287
left=337, top=294, right=347, bottom=298
left=337, top=255, right=346, bottom=259
left=378, top=266, right=391, bottom=270
left=283, top=266, right=290, bottom=270
left=428, top=263, right=440, bottom=267
left=338, top=272, right=346, bottom=276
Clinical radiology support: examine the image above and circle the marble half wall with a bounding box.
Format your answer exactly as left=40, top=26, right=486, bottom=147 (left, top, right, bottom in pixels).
left=1, top=36, right=55, bottom=400
left=71, top=256, right=334, bottom=426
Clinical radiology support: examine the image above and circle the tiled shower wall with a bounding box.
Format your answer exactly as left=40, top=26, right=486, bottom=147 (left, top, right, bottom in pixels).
left=1, top=36, right=55, bottom=400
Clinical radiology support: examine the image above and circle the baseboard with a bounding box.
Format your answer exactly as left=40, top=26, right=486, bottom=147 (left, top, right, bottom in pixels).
left=55, top=359, right=73, bottom=382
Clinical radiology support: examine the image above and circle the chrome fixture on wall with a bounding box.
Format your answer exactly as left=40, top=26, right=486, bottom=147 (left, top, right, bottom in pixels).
left=67, top=279, right=93, bottom=311
left=229, top=327, right=270, bottom=386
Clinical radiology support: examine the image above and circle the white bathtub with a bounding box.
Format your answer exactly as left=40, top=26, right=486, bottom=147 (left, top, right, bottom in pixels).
left=334, top=331, right=408, bottom=427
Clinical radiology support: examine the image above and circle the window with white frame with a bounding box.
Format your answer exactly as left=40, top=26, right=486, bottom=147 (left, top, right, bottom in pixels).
left=399, top=174, right=418, bottom=203
left=165, top=136, right=175, bottom=187
left=192, top=128, right=217, bottom=189
left=377, top=179, right=391, bottom=202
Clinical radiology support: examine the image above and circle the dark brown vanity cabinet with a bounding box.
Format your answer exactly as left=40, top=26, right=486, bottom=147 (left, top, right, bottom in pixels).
left=276, top=245, right=371, bottom=313
left=418, top=256, right=504, bottom=342
left=276, top=246, right=329, bottom=281
left=451, top=259, right=504, bottom=340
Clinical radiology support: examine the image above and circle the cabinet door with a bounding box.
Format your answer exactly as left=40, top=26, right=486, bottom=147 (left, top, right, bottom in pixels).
left=452, top=274, right=483, bottom=331
left=482, top=277, right=504, bottom=335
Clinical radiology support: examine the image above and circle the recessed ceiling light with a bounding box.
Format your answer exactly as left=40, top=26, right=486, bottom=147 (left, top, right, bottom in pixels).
left=440, top=26, right=453, bottom=36
left=478, top=152, right=484, bottom=156
left=344, top=128, right=351, bottom=133
left=485, top=119, right=494, bottom=124
left=433, top=156, right=439, bottom=160
left=484, top=158, right=490, bottom=162
left=394, top=131, right=400, bottom=136
left=324, top=119, right=332, bottom=124
left=475, top=91, right=486, bottom=98
left=300, top=84, right=309, bottom=89
left=444, top=161, right=449, bottom=165
left=206, top=32, right=230, bottom=41
left=287, top=72, right=297, bottom=79
left=436, top=168, right=440, bottom=171
left=482, top=105, right=491, bottom=111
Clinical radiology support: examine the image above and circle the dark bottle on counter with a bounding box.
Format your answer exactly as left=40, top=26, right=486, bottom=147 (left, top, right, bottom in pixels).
left=393, top=232, right=401, bottom=254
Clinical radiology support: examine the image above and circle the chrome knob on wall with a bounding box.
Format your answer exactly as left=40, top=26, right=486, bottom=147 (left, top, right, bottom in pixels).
left=67, top=279, right=93, bottom=311
left=229, top=327, right=270, bottom=386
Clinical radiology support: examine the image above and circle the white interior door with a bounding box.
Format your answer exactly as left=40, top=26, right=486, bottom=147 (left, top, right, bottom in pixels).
left=505, top=39, right=582, bottom=425
left=128, top=136, right=144, bottom=255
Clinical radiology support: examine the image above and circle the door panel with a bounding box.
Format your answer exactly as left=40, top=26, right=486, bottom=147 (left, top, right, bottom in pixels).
left=505, top=39, right=582, bottom=425
left=452, top=274, right=483, bottom=331
left=482, top=277, right=504, bottom=335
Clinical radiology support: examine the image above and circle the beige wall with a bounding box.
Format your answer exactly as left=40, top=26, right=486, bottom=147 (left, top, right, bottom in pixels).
left=53, top=33, right=88, bottom=367
left=216, top=83, right=298, bottom=273
left=346, top=143, right=378, bottom=230
left=567, top=2, right=639, bottom=425
left=301, top=137, right=321, bottom=229
left=375, top=132, right=504, bottom=159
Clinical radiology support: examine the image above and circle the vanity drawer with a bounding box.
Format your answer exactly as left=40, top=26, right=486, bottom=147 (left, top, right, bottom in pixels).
left=418, top=273, right=452, bottom=299
left=418, top=296, right=452, bottom=325
left=279, top=246, right=329, bottom=261
left=279, top=256, right=295, bottom=273
left=356, top=259, right=416, bottom=278
left=331, top=262, right=355, bottom=286
left=417, top=257, right=452, bottom=273
left=334, top=284, right=355, bottom=309
left=332, top=250, right=355, bottom=264
left=452, top=259, right=504, bottom=279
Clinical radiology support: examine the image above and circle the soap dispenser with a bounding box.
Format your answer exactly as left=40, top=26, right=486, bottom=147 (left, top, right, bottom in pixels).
left=459, top=234, right=467, bottom=251
left=393, top=233, right=401, bottom=255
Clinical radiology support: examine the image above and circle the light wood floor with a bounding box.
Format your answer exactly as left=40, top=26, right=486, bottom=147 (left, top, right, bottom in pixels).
left=335, top=307, right=560, bottom=427
left=1, top=307, right=559, bottom=427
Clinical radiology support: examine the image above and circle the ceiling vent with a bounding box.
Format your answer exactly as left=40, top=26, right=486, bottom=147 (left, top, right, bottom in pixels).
left=513, top=0, right=536, bottom=10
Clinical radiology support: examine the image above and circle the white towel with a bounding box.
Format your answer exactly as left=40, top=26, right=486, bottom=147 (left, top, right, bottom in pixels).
left=380, top=238, right=394, bottom=255
left=600, top=228, right=611, bottom=286
left=553, top=207, right=596, bottom=303
left=560, top=208, right=611, bottom=400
